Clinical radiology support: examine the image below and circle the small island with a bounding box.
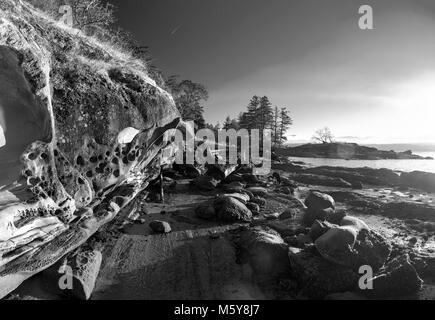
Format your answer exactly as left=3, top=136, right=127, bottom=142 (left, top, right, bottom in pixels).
left=277, top=142, right=434, bottom=160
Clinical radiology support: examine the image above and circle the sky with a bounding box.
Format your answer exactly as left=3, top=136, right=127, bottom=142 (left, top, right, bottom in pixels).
left=110, top=0, right=435, bottom=144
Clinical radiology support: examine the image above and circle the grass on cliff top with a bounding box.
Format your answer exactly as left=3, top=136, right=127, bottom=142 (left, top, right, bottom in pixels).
left=15, top=0, right=153, bottom=84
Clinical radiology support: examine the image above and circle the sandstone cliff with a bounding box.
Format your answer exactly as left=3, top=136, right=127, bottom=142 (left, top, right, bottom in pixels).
left=0, top=0, right=180, bottom=297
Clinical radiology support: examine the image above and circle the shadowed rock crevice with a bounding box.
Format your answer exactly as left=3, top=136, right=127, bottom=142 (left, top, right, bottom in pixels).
left=0, top=45, right=51, bottom=190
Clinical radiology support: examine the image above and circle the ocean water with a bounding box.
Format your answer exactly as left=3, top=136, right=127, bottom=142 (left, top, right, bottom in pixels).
left=288, top=151, right=435, bottom=173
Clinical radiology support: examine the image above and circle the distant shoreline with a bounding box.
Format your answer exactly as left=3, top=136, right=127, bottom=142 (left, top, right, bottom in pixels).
left=277, top=142, right=434, bottom=161
left=286, top=142, right=435, bottom=153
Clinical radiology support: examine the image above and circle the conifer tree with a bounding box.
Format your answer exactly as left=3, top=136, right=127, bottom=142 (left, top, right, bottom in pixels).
left=278, top=107, right=293, bottom=145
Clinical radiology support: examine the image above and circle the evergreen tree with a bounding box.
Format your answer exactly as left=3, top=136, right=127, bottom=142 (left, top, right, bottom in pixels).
left=272, top=106, right=280, bottom=146
left=223, top=116, right=232, bottom=130
left=239, top=96, right=260, bottom=129
left=238, top=95, right=291, bottom=145
left=278, top=107, right=293, bottom=145
left=257, top=96, right=274, bottom=132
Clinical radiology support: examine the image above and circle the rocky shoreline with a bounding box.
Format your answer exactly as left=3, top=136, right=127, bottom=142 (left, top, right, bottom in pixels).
left=8, top=158, right=435, bottom=300
left=2, top=0, right=435, bottom=301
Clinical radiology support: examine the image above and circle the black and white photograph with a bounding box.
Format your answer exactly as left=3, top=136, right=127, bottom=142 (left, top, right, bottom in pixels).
left=1, top=0, right=435, bottom=309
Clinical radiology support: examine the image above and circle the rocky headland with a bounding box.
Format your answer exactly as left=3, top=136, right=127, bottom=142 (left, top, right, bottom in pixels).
left=278, top=142, right=433, bottom=160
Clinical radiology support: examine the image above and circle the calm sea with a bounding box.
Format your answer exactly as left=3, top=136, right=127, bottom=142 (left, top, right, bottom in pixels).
left=287, top=148, right=435, bottom=174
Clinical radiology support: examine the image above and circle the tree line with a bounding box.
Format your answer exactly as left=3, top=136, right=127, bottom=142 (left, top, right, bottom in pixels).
left=220, top=96, right=293, bottom=147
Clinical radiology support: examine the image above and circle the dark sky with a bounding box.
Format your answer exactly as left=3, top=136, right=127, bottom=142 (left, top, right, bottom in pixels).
left=111, top=0, right=435, bottom=143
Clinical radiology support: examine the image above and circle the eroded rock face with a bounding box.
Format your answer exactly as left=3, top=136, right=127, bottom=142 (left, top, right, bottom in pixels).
left=0, top=0, right=179, bottom=298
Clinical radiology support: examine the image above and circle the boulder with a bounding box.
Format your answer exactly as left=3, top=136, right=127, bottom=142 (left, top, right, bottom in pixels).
left=309, top=220, right=337, bottom=241
left=363, top=254, right=423, bottom=298
left=68, top=249, right=102, bottom=300
left=305, top=191, right=335, bottom=211
left=43, top=248, right=102, bottom=300
left=218, top=193, right=250, bottom=204
left=315, top=226, right=358, bottom=266
left=246, top=187, right=268, bottom=197
left=315, top=224, right=391, bottom=271
left=213, top=197, right=252, bottom=222
left=351, top=229, right=391, bottom=271
left=289, top=248, right=359, bottom=299
left=149, top=220, right=172, bottom=234
left=239, top=226, right=290, bottom=278
left=340, top=216, right=369, bottom=232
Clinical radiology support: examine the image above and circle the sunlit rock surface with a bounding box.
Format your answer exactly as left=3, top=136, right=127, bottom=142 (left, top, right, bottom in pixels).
left=0, top=0, right=180, bottom=298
